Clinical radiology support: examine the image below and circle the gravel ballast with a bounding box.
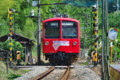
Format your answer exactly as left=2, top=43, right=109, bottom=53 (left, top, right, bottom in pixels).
left=14, top=65, right=101, bottom=80
left=73, top=66, right=101, bottom=80
left=14, top=66, right=48, bottom=80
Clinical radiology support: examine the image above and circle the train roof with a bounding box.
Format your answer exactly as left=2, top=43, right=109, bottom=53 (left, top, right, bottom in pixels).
left=43, top=17, right=79, bottom=23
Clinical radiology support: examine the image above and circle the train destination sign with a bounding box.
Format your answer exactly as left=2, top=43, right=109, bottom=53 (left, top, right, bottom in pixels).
left=50, top=22, right=58, bottom=26
left=62, top=22, right=73, bottom=26
left=50, top=22, right=74, bottom=26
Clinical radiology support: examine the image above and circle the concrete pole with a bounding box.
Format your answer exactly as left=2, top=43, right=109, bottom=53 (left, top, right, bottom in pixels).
left=37, top=0, right=41, bottom=64
left=105, top=0, right=110, bottom=79
left=117, top=0, right=119, bottom=13
left=101, top=0, right=105, bottom=79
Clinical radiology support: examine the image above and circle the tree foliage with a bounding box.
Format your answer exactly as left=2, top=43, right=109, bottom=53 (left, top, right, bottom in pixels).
left=1, top=40, right=24, bottom=52
left=0, top=0, right=120, bottom=55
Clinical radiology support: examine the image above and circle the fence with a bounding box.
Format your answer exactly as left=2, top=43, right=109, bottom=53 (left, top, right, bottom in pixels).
left=110, top=66, right=120, bottom=80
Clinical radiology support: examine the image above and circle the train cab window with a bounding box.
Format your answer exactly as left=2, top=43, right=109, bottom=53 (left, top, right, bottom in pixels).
left=62, top=21, right=78, bottom=38
left=45, top=21, right=60, bottom=38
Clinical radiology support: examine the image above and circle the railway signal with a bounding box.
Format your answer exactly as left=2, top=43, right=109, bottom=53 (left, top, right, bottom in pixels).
left=8, top=9, right=15, bottom=61
left=92, top=4, right=99, bottom=66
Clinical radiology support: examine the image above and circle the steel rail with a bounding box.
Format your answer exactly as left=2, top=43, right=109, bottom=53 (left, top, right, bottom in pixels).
left=59, top=66, right=70, bottom=80
left=31, top=66, right=55, bottom=80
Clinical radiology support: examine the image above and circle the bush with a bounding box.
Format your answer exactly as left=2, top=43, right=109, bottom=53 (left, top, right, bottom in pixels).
left=7, top=73, right=21, bottom=80
left=1, top=40, right=24, bottom=52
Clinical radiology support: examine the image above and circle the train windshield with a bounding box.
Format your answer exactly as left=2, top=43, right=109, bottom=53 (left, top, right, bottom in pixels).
left=62, top=21, right=78, bottom=38
left=45, top=21, right=60, bottom=38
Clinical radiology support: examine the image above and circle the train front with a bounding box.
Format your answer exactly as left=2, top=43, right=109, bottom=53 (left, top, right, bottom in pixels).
left=42, top=18, right=80, bottom=65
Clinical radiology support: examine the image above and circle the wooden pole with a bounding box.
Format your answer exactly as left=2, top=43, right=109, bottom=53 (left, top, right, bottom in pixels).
left=110, top=41, right=113, bottom=63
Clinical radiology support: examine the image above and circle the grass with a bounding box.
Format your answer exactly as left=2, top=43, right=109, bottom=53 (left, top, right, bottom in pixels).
left=0, top=61, right=29, bottom=80
left=32, top=52, right=44, bottom=56
left=83, top=61, right=89, bottom=65
left=79, top=61, right=89, bottom=65
left=7, top=73, right=21, bottom=80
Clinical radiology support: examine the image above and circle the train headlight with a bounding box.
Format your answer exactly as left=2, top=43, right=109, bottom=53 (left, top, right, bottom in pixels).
left=45, top=41, right=49, bottom=45
left=73, top=41, right=77, bottom=45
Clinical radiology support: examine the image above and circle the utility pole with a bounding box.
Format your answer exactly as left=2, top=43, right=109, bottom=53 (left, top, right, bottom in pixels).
left=117, top=0, right=119, bottom=12
left=37, top=0, right=41, bottom=65
left=117, top=0, right=120, bottom=15
left=105, top=0, right=110, bottom=80
left=102, top=0, right=110, bottom=80
left=102, top=0, right=105, bottom=80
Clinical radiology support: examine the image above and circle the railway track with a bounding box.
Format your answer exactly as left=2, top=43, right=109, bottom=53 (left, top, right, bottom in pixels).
left=31, top=66, right=55, bottom=80
left=31, top=66, right=71, bottom=80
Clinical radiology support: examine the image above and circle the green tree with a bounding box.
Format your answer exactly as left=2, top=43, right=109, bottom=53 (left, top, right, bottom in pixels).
left=1, top=40, right=24, bottom=52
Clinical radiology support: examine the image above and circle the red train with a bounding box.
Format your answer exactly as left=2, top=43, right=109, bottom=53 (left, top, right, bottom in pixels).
left=42, top=17, right=80, bottom=65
